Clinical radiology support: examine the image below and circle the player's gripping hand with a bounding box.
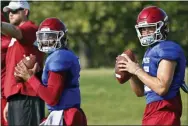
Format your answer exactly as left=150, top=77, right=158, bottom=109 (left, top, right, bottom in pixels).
left=117, top=54, right=142, bottom=75
left=14, top=59, right=40, bottom=81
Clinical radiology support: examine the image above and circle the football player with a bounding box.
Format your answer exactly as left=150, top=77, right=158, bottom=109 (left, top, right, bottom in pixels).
left=14, top=17, right=87, bottom=126
left=117, top=6, right=186, bottom=125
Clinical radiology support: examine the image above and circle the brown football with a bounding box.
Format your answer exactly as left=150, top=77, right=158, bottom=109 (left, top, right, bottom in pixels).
left=22, top=55, right=37, bottom=69
left=115, top=49, right=136, bottom=84
left=15, top=55, right=37, bottom=83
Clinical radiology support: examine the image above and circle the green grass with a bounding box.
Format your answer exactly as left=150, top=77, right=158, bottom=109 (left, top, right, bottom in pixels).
left=79, top=68, right=188, bottom=125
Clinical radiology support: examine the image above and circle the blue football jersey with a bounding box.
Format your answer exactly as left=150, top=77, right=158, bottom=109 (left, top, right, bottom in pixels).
left=142, top=41, right=186, bottom=104
left=42, top=49, right=81, bottom=111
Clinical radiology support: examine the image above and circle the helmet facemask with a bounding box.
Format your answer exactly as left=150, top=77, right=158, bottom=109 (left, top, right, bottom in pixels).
left=36, top=30, right=65, bottom=53
left=135, top=16, right=168, bottom=46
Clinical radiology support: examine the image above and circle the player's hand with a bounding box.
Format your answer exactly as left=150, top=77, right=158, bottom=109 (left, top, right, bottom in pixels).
left=3, top=102, right=8, bottom=122
left=14, top=60, right=40, bottom=81
left=117, top=54, right=141, bottom=75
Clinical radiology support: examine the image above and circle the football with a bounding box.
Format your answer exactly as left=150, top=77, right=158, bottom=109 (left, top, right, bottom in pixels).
left=22, top=55, right=37, bottom=69
left=115, top=49, right=136, bottom=84
left=15, top=55, right=37, bottom=83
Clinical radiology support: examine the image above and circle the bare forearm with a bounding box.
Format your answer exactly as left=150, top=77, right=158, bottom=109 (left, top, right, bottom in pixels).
left=129, top=75, right=144, bottom=97
left=1, top=22, right=22, bottom=40
left=136, top=69, right=167, bottom=96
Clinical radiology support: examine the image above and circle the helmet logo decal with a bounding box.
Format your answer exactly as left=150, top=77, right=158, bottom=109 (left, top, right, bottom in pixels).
left=138, top=21, right=148, bottom=25
left=41, top=28, right=50, bottom=31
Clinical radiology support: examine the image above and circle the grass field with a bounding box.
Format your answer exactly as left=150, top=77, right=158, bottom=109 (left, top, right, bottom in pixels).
left=78, top=68, right=188, bottom=125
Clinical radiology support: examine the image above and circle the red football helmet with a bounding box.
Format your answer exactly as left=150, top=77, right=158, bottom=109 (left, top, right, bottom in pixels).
left=135, top=6, right=169, bottom=46
left=36, top=17, right=68, bottom=53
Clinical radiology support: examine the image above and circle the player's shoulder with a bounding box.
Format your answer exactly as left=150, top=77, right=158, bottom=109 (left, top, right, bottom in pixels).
left=158, top=40, right=181, bottom=48
left=154, top=40, right=184, bottom=60
left=48, top=49, right=77, bottom=63
left=19, top=20, right=38, bottom=30
left=46, top=49, right=78, bottom=71
left=155, top=40, right=183, bottom=52
left=54, top=49, right=77, bottom=59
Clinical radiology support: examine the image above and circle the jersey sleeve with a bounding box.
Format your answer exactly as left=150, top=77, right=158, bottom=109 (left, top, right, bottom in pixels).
left=158, top=42, right=182, bottom=61
left=19, top=22, right=38, bottom=46
left=27, top=71, right=66, bottom=106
